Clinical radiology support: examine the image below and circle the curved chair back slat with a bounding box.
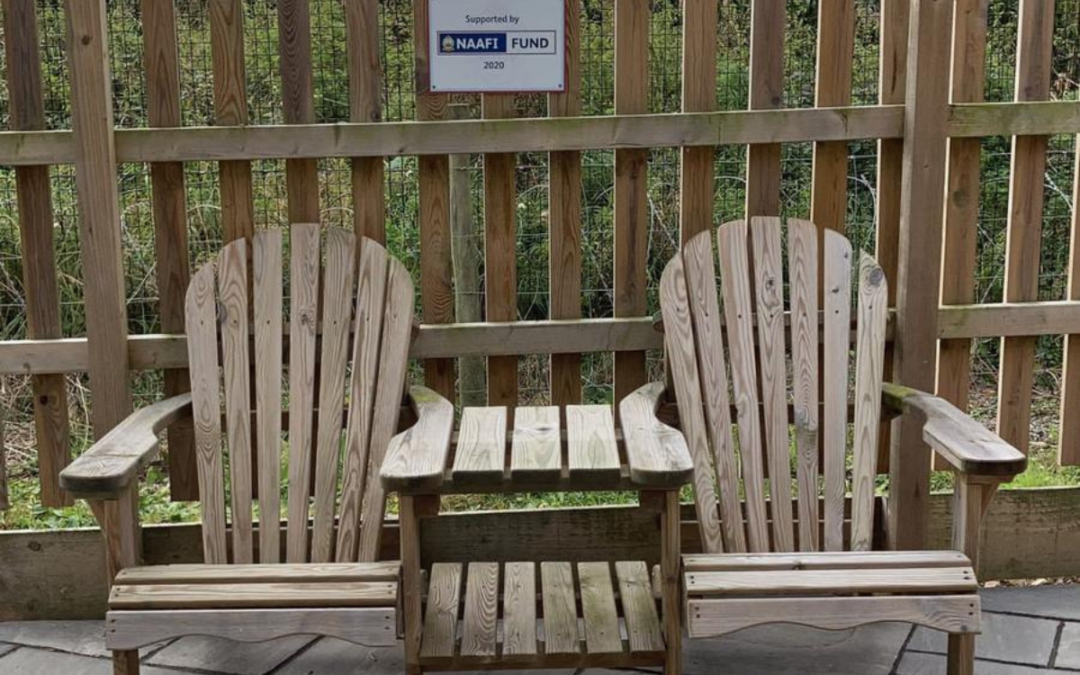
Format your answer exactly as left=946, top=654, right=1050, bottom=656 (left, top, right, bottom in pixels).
left=663, top=217, right=888, bottom=553
left=184, top=226, right=414, bottom=564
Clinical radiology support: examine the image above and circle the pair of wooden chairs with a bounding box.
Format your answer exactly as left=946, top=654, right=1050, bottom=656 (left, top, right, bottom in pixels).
left=61, top=219, right=1025, bottom=675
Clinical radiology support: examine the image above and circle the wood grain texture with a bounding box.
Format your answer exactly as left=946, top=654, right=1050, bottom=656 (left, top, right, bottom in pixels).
left=64, top=0, right=133, bottom=435
left=2, top=0, right=71, bottom=506
left=413, top=0, right=455, bottom=402
left=501, top=562, right=537, bottom=656
left=679, top=0, right=717, bottom=242
left=336, top=240, right=389, bottom=562
left=253, top=230, right=284, bottom=562
left=452, top=407, right=508, bottom=484
left=549, top=0, right=583, bottom=406
left=355, top=259, right=414, bottom=561
left=109, top=581, right=397, bottom=610
left=277, top=0, right=320, bottom=224
left=998, top=0, right=1054, bottom=455
left=613, top=0, right=649, bottom=404
left=890, top=0, right=954, bottom=551
left=681, top=231, right=747, bottom=551
left=810, top=0, right=855, bottom=235
left=1061, top=133, right=1080, bottom=464
left=420, top=563, right=463, bottom=658
left=460, top=562, right=499, bottom=657
left=566, top=405, right=620, bottom=482
left=209, top=0, right=254, bottom=243
left=510, top=406, right=561, bottom=483
left=345, top=0, right=385, bottom=242
left=115, top=561, right=399, bottom=585
left=378, top=386, right=455, bottom=492
left=483, top=93, right=519, bottom=408
left=851, top=255, right=888, bottom=551
left=185, top=265, right=227, bottom=564
left=787, top=220, right=820, bottom=551
left=750, top=217, right=794, bottom=552
left=822, top=231, right=853, bottom=552
left=685, top=567, right=977, bottom=596
left=578, top=562, right=621, bottom=654
left=614, top=560, right=664, bottom=653
left=286, top=225, right=321, bottom=563
left=311, top=229, right=358, bottom=562
left=746, top=0, right=785, bottom=218
left=684, top=551, right=972, bottom=572
left=540, top=562, right=579, bottom=654
left=716, top=221, right=769, bottom=552
left=659, top=256, right=726, bottom=554
left=687, top=595, right=980, bottom=639
left=617, top=382, right=694, bottom=488
left=217, top=239, right=254, bottom=563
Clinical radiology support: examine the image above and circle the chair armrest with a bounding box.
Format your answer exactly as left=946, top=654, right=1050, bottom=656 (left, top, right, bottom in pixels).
left=380, top=385, right=455, bottom=493
left=881, top=382, right=1027, bottom=478
left=59, top=393, right=193, bottom=499
left=620, top=382, right=694, bottom=488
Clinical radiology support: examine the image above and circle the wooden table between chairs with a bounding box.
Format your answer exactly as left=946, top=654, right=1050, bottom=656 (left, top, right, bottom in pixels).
left=380, top=391, right=693, bottom=674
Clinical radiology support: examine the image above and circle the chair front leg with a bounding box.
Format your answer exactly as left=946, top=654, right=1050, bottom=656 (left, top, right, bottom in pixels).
left=93, top=485, right=142, bottom=675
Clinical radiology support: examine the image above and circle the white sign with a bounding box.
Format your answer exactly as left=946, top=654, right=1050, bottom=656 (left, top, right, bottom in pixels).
left=428, top=0, right=566, bottom=93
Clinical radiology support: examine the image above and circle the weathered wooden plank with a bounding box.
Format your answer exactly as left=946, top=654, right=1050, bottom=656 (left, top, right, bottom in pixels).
left=345, top=0, right=385, bottom=242
left=851, top=255, right=888, bottom=551
left=618, top=382, right=694, bottom=488
left=501, top=562, right=537, bottom=656
left=810, top=0, right=855, bottom=236
left=1062, top=134, right=1080, bottom=465
left=614, top=560, right=663, bottom=653
left=613, top=0, right=649, bottom=405
left=686, top=567, right=977, bottom=597
left=566, top=405, right=620, bottom=483
left=949, top=101, right=1080, bottom=137
left=2, top=0, right=71, bottom=506
left=311, top=229, right=358, bottom=562
left=746, top=0, right=785, bottom=218
left=253, top=230, right=284, bottom=563
left=890, top=0, right=954, bottom=551
left=218, top=239, right=254, bottom=563
left=64, top=0, right=132, bottom=435
left=822, top=231, right=853, bottom=552
left=453, top=407, right=508, bottom=484
left=578, top=562, right=621, bottom=654
left=110, top=581, right=396, bottom=610
left=540, top=562, right=579, bottom=654
left=997, top=0, right=1054, bottom=456
left=680, top=0, right=716, bottom=242
left=510, top=406, right=561, bottom=483
left=277, top=0, right=320, bottom=224
left=116, top=562, right=399, bottom=585
left=420, top=563, right=463, bottom=658
left=209, top=0, right=254, bottom=244
left=460, top=562, right=499, bottom=657
left=684, top=551, right=971, bottom=572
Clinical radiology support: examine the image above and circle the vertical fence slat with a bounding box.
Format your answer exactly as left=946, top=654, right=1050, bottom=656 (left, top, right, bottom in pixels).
left=346, top=0, right=385, bottom=243
left=141, top=0, right=196, bottom=501
left=936, top=0, right=987, bottom=468
left=413, top=0, right=455, bottom=404
left=64, top=0, right=133, bottom=436
left=890, top=0, right=953, bottom=550
left=745, top=0, right=785, bottom=219
left=998, top=0, right=1054, bottom=455
left=210, top=0, right=254, bottom=244
left=874, top=0, right=909, bottom=473
left=613, top=0, right=648, bottom=406
left=1062, top=138, right=1080, bottom=465
left=2, top=0, right=71, bottom=505
left=278, top=0, right=320, bottom=224
left=549, top=0, right=582, bottom=406
left=483, top=93, right=518, bottom=408
left=809, top=0, right=855, bottom=236
left=679, top=0, right=716, bottom=243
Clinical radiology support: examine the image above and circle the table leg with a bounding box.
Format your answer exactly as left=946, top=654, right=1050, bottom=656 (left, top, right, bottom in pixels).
left=401, top=494, right=439, bottom=675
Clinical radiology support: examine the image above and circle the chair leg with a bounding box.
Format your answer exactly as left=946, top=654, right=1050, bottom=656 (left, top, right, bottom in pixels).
left=946, top=634, right=975, bottom=675
left=113, top=650, right=140, bottom=675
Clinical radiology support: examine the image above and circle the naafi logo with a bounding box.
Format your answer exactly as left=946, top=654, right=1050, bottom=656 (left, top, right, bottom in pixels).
left=441, top=34, right=456, bottom=52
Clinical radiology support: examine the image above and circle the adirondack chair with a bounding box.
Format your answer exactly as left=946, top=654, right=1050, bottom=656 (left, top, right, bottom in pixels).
left=621, top=218, right=1027, bottom=675
left=60, top=225, right=454, bottom=675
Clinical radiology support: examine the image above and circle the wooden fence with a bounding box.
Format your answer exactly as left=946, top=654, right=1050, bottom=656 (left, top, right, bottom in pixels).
left=0, top=0, right=1078, bottom=552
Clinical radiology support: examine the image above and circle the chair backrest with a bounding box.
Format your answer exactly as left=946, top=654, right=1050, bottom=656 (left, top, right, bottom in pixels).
left=661, top=217, right=888, bottom=554
left=184, top=224, right=414, bottom=565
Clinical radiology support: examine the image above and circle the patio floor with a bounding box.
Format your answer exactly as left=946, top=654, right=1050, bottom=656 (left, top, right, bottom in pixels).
left=1, top=585, right=1077, bottom=674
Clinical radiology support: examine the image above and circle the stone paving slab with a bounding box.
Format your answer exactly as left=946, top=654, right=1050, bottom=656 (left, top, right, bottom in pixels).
left=1053, top=621, right=1080, bottom=670
left=0, top=643, right=17, bottom=659
left=982, top=585, right=1080, bottom=621
left=0, top=646, right=190, bottom=675
left=146, top=635, right=315, bottom=675
left=897, top=651, right=1054, bottom=674
left=907, top=611, right=1059, bottom=666
left=0, top=620, right=116, bottom=658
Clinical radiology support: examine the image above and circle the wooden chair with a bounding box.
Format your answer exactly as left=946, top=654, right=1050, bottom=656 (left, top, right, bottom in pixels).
left=622, top=218, right=1027, bottom=675
left=60, top=225, right=454, bottom=675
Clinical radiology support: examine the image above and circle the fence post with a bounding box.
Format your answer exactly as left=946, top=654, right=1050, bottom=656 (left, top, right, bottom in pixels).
left=64, top=0, right=133, bottom=436
left=3, top=0, right=72, bottom=505
left=889, top=0, right=954, bottom=550
left=278, top=0, right=320, bottom=224
left=810, top=0, right=855, bottom=236
left=745, top=0, right=785, bottom=220
left=345, top=0, right=386, bottom=243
